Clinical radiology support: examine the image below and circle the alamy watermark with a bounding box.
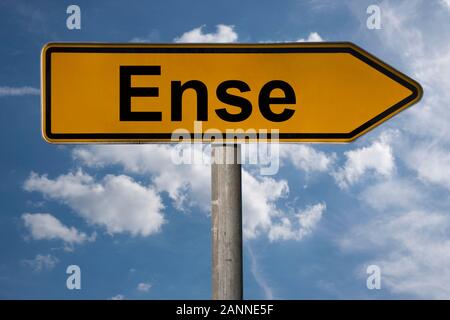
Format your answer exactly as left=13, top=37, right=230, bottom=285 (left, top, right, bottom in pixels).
left=66, top=5, right=81, bottom=30
left=66, top=265, right=81, bottom=290
left=366, top=4, right=381, bottom=30
left=366, top=265, right=381, bottom=290
left=170, top=121, right=280, bottom=175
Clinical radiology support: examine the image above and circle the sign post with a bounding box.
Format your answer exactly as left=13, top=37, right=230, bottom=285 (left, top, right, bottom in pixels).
left=41, top=42, right=422, bottom=300
left=211, top=144, right=242, bottom=300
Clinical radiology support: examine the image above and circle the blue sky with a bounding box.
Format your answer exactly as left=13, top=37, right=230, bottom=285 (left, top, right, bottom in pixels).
left=1, top=0, right=450, bottom=299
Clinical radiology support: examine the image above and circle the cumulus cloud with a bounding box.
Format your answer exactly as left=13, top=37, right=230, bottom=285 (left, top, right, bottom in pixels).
left=22, top=254, right=59, bottom=272
left=280, top=145, right=335, bottom=173
left=74, top=145, right=322, bottom=241
left=340, top=210, right=450, bottom=299
left=22, top=213, right=94, bottom=245
left=24, top=170, right=165, bottom=237
left=336, top=0, right=450, bottom=299
left=0, top=86, right=39, bottom=96
left=365, top=0, right=450, bottom=142
left=174, top=24, right=238, bottom=43
left=408, top=144, right=450, bottom=191
left=333, top=133, right=395, bottom=189
left=260, top=31, right=324, bottom=43
left=111, top=294, right=125, bottom=300
left=268, top=203, right=325, bottom=241
left=375, top=0, right=450, bottom=195
left=360, top=179, right=422, bottom=211
left=296, top=32, right=323, bottom=42
left=242, top=171, right=289, bottom=239
left=442, top=0, right=450, bottom=10
left=73, top=145, right=210, bottom=212
left=137, top=282, right=152, bottom=292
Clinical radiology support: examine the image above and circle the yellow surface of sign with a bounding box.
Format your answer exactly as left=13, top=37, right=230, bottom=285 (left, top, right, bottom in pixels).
left=41, top=43, right=422, bottom=143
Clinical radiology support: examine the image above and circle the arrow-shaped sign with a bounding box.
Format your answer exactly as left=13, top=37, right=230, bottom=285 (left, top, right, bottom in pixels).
left=41, top=42, right=422, bottom=143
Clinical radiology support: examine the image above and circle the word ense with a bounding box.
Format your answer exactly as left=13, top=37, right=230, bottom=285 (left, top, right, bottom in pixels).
left=176, top=304, right=274, bottom=317
left=120, top=66, right=296, bottom=123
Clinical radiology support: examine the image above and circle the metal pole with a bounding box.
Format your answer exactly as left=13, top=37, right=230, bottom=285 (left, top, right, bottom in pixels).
left=211, top=144, right=243, bottom=300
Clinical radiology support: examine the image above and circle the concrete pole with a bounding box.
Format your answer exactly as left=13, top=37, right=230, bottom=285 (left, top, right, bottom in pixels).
left=211, top=144, right=243, bottom=300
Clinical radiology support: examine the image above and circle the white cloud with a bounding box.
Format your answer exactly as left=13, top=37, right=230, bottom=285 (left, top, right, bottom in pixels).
left=408, top=144, right=450, bottom=191
left=333, top=134, right=395, bottom=189
left=74, top=145, right=323, bottom=241
left=280, top=145, right=335, bottom=172
left=22, top=254, right=59, bottom=272
left=73, top=145, right=210, bottom=212
left=441, top=0, right=450, bottom=10
left=0, top=86, right=39, bottom=96
left=374, top=1, right=424, bottom=59
left=24, top=170, right=165, bottom=237
left=340, top=210, right=450, bottom=299
left=365, top=1, right=450, bottom=143
left=372, top=0, right=450, bottom=195
left=268, top=203, right=325, bottom=241
left=400, top=44, right=450, bottom=142
left=242, top=171, right=325, bottom=242
left=174, top=24, right=238, bottom=43
left=296, top=32, right=323, bottom=42
left=76, top=145, right=283, bottom=238
left=337, top=0, right=450, bottom=299
left=360, top=179, right=422, bottom=211
left=137, top=282, right=152, bottom=292
left=242, top=171, right=289, bottom=239
left=22, top=213, right=94, bottom=245
left=260, top=31, right=324, bottom=43
left=111, top=294, right=125, bottom=300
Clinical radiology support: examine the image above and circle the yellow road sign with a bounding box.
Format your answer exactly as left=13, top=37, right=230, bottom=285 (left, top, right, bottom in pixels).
left=41, top=42, right=422, bottom=143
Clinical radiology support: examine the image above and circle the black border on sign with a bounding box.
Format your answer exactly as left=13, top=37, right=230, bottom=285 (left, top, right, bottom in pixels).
left=44, top=44, right=422, bottom=141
